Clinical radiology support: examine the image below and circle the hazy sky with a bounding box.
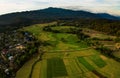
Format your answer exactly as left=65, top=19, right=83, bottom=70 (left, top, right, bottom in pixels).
left=0, top=0, right=120, bottom=15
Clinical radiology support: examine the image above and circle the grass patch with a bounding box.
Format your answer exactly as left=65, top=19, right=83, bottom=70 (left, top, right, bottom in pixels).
left=47, top=58, right=68, bottom=78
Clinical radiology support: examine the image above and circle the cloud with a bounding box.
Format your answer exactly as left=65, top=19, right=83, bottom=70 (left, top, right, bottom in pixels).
left=48, top=0, right=120, bottom=6
left=0, top=0, right=50, bottom=14
left=63, top=6, right=120, bottom=15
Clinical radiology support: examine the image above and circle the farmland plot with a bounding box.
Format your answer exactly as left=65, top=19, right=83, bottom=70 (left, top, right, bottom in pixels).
left=47, top=58, right=68, bottom=78
left=31, top=61, right=41, bottom=78
left=77, top=57, right=95, bottom=71
left=77, top=57, right=107, bottom=78
left=88, top=55, right=106, bottom=68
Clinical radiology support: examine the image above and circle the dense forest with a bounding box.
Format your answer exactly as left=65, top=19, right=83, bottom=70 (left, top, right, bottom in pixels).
left=58, top=19, right=120, bottom=36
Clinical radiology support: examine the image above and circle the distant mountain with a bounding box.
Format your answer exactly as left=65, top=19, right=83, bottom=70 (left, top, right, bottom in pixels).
left=118, top=16, right=120, bottom=19
left=97, top=13, right=119, bottom=20
left=0, top=7, right=120, bottom=32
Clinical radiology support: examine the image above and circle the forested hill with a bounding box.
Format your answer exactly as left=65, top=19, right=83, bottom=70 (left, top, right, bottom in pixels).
left=0, top=7, right=119, bottom=25
left=0, top=7, right=120, bottom=33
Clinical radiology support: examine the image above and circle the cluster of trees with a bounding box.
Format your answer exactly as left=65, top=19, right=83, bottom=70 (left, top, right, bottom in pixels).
left=76, top=32, right=90, bottom=40
left=0, top=69, right=7, bottom=78
left=43, top=25, right=81, bottom=34
left=0, top=18, right=54, bottom=33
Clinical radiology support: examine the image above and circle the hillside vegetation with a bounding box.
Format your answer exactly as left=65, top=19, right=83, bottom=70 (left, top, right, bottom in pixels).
left=0, top=7, right=120, bottom=34
left=58, top=19, right=120, bottom=36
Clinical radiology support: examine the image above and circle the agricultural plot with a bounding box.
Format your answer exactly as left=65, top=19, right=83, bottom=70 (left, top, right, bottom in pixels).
left=77, top=57, right=107, bottom=78
left=77, top=57, right=95, bottom=71
left=82, top=28, right=116, bottom=39
left=31, top=61, right=41, bottom=78
left=63, top=57, right=104, bottom=78
left=40, top=60, right=47, bottom=78
left=47, top=58, right=68, bottom=78
left=88, top=55, right=106, bottom=68
left=64, top=58, right=88, bottom=78
left=16, top=55, right=38, bottom=78
left=100, top=55, right=120, bottom=78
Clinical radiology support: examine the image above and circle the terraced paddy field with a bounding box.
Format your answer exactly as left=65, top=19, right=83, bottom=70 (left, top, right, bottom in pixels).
left=16, top=23, right=120, bottom=78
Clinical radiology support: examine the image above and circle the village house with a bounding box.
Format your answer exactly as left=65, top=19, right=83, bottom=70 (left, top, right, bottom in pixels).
left=16, top=44, right=25, bottom=50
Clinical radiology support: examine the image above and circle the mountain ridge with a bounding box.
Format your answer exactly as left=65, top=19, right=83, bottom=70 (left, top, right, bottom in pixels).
left=0, top=7, right=119, bottom=21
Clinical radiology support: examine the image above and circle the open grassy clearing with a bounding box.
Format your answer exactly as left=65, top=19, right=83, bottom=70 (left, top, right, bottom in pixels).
left=16, top=24, right=120, bottom=78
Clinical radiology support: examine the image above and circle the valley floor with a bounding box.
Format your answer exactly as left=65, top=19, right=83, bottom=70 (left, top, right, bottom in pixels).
left=16, top=23, right=120, bottom=78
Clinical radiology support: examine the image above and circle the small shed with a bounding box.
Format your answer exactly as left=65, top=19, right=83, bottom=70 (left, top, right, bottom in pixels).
left=16, top=45, right=25, bottom=50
